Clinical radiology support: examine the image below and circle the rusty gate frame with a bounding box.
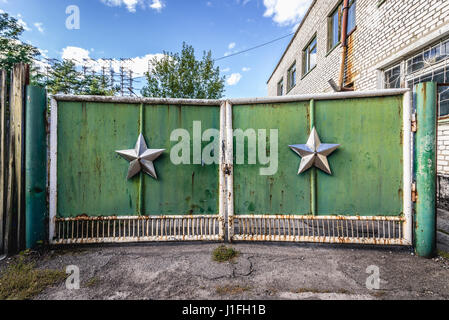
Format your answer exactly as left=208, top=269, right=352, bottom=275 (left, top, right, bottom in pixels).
left=49, top=88, right=412, bottom=246
left=49, top=96, right=226, bottom=244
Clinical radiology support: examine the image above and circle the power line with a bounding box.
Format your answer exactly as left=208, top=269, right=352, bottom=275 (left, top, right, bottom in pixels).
left=214, top=32, right=295, bottom=62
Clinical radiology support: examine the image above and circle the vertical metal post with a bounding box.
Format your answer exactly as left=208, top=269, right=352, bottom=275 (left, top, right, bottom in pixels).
left=138, top=103, right=144, bottom=216
left=414, top=82, right=437, bottom=258
left=403, top=90, right=413, bottom=245
left=49, top=98, right=58, bottom=243
left=225, top=101, right=234, bottom=241
left=25, top=86, right=47, bottom=248
left=219, top=101, right=226, bottom=240
left=310, top=99, right=317, bottom=216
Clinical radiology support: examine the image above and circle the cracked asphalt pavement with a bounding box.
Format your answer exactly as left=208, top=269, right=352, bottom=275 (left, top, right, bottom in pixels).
left=26, top=242, right=449, bottom=300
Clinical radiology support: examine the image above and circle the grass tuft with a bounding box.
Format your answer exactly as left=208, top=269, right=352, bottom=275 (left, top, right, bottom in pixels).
left=438, top=250, right=449, bottom=260
left=85, top=277, right=101, bottom=288
left=212, top=245, right=239, bottom=263
left=294, top=288, right=351, bottom=295
left=216, top=285, right=251, bottom=295
left=0, top=257, right=66, bottom=300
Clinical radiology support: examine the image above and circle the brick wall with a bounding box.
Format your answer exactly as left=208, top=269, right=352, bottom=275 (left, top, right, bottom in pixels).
left=267, top=0, right=449, bottom=183
left=267, top=0, right=449, bottom=95
left=438, top=121, right=449, bottom=175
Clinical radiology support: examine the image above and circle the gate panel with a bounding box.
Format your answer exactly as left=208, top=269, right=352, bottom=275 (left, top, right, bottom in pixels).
left=143, top=104, right=219, bottom=216
left=315, top=96, right=404, bottom=216
left=229, top=92, right=411, bottom=245
left=57, top=102, right=141, bottom=217
left=51, top=98, right=223, bottom=244
left=232, top=102, right=311, bottom=215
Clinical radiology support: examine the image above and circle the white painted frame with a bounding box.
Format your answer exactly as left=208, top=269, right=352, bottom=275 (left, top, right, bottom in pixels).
left=49, top=89, right=413, bottom=245
left=49, top=97, right=58, bottom=242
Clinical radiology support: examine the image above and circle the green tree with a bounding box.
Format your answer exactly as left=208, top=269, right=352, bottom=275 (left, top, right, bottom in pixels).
left=46, top=59, right=119, bottom=96
left=78, top=72, right=118, bottom=96
left=46, top=59, right=82, bottom=95
left=141, top=42, right=225, bottom=99
left=0, top=12, right=40, bottom=71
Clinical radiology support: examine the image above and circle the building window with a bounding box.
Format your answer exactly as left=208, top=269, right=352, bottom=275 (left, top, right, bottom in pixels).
left=439, top=85, right=449, bottom=118
left=406, top=39, right=449, bottom=75
left=328, top=3, right=342, bottom=52
left=384, top=64, right=401, bottom=89
left=277, top=78, right=284, bottom=96
left=347, top=0, right=356, bottom=35
left=303, top=36, right=317, bottom=75
left=382, top=37, right=449, bottom=118
left=287, top=63, right=297, bottom=91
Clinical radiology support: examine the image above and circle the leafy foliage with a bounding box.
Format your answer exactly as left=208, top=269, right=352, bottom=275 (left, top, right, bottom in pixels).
left=142, top=42, right=225, bottom=99
left=0, top=12, right=40, bottom=71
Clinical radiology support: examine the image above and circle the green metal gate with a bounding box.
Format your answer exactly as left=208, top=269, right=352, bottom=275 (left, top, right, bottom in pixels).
left=50, top=97, right=225, bottom=243
left=49, top=89, right=414, bottom=246
left=227, top=91, right=412, bottom=245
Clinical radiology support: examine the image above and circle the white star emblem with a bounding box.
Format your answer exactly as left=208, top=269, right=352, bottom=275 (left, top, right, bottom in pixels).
left=289, top=127, right=340, bottom=175
left=116, top=133, right=165, bottom=180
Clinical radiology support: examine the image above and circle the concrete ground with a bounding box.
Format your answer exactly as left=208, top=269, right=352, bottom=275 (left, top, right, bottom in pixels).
left=0, top=211, right=448, bottom=300
left=21, top=241, right=449, bottom=300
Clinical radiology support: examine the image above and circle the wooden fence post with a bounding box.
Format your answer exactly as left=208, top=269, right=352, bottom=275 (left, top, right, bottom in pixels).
left=0, top=70, right=6, bottom=255
left=1, top=64, right=29, bottom=255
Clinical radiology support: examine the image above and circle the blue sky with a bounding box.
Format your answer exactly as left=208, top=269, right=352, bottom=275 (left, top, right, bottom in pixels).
left=0, top=0, right=312, bottom=97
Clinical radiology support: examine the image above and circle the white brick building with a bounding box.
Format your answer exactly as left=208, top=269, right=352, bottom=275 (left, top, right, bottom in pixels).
left=267, top=0, right=449, bottom=207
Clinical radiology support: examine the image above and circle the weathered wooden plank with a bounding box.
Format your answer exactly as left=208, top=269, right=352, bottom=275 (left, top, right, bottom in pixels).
left=0, top=70, right=6, bottom=254
left=11, top=64, right=29, bottom=251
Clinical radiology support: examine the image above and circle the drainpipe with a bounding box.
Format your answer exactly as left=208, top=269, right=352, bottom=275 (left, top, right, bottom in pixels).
left=338, top=0, right=351, bottom=91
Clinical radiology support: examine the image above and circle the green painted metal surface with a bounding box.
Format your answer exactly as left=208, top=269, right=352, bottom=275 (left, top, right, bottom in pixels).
left=25, top=86, right=47, bottom=248
left=414, top=82, right=437, bottom=258
left=57, top=102, right=219, bottom=217
left=233, top=102, right=312, bottom=215
left=315, top=96, right=403, bottom=216
left=233, top=95, right=404, bottom=216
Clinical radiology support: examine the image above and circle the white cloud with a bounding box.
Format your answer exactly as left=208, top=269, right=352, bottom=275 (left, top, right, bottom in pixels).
left=221, top=67, right=230, bottom=73
left=16, top=14, right=31, bottom=31
left=242, top=67, right=251, bottom=72
left=60, top=46, right=164, bottom=78
left=228, top=42, right=236, bottom=50
left=263, top=0, right=312, bottom=27
left=226, top=73, right=242, bottom=86
left=62, top=46, right=91, bottom=62
left=34, top=22, right=44, bottom=33
left=149, top=0, right=164, bottom=11
left=100, top=0, right=164, bottom=13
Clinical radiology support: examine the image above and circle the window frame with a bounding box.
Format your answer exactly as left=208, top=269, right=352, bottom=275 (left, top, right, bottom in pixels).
left=347, top=0, right=357, bottom=36
left=287, top=62, right=297, bottom=92
left=381, top=37, right=449, bottom=120
left=303, top=35, right=317, bottom=77
left=277, top=78, right=284, bottom=96
left=327, top=2, right=342, bottom=53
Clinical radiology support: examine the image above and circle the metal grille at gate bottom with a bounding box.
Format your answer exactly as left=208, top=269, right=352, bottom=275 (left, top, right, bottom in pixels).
left=52, top=215, right=407, bottom=245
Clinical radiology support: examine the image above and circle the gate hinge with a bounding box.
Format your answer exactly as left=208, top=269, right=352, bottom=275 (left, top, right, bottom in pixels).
left=412, top=182, right=417, bottom=202
left=411, top=112, right=417, bottom=133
